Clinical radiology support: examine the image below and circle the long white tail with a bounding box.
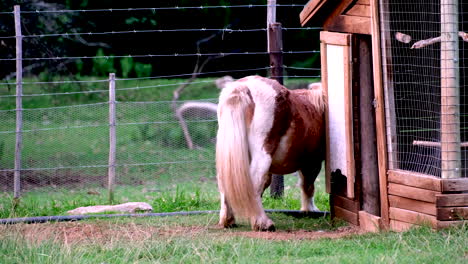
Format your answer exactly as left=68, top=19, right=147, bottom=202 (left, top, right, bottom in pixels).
left=216, top=84, right=261, bottom=218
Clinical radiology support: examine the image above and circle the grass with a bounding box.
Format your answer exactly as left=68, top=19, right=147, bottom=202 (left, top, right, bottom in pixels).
left=0, top=216, right=466, bottom=263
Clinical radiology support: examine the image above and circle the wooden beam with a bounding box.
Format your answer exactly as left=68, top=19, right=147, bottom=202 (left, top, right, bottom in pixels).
left=388, top=170, right=441, bottom=191
left=437, top=207, right=468, bottom=221
left=370, top=0, right=389, bottom=228
left=388, top=183, right=438, bottom=203
left=390, top=207, right=438, bottom=227
left=441, top=178, right=468, bottom=192
left=436, top=194, right=468, bottom=207
left=413, top=140, right=468, bottom=147
left=320, top=31, right=351, bottom=46
left=326, top=15, right=371, bottom=35
left=359, top=211, right=382, bottom=232
left=437, top=220, right=467, bottom=229
left=389, top=195, right=436, bottom=216
left=334, top=206, right=359, bottom=225
left=332, top=195, right=359, bottom=212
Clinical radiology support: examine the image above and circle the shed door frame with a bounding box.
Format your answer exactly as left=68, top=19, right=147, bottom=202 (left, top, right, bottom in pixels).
left=320, top=31, right=355, bottom=199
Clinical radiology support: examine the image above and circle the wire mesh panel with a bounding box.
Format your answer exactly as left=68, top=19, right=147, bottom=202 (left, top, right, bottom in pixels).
left=380, top=0, right=466, bottom=178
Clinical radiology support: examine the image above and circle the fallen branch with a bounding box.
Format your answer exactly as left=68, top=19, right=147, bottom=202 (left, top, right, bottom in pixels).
left=411, top=31, right=468, bottom=49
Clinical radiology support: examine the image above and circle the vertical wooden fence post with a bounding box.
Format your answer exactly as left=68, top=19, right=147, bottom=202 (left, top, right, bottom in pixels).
left=13, top=5, right=23, bottom=201
left=108, top=73, right=116, bottom=203
left=267, top=0, right=284, bottom=198
left=440, top=0, right=461, bottom=179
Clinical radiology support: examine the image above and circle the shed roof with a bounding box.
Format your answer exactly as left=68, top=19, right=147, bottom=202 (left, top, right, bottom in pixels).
left=300, top=0, right=371, bottom=35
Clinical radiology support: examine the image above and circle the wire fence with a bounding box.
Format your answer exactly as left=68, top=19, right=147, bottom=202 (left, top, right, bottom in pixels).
left=380, top=0, right=467, bottom=178
left=0, top=3, right=321, bottom=205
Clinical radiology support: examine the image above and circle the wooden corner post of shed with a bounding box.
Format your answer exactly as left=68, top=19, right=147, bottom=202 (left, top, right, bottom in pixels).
left=440, top=0, right=461, bottom=179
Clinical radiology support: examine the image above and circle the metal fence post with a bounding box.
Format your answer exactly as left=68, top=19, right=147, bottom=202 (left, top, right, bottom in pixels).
left=13, top=5, right=23, bottom=201
left=108, top=73, right=116, bottom=203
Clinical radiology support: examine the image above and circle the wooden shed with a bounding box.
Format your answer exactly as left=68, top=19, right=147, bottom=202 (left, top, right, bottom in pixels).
left=300, top=0, right=468, bottom=231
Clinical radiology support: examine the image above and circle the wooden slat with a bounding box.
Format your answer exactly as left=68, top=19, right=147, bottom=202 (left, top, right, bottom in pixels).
left=389, top=207, right=437, bottom=227
left=390, top=220, right=414, bottom=232
left=322, top=41, right=331, bottom=194
left=441, top=178, right=468, bottom=192
left=388, top=183, right=437, bottom=203
left=343, top=44, right=355, bottom=200
left=370, top=0, right=389, bottom=229
left=388, top=170, right=441, bottom=191
left=345, top=4, right=370, bottom=17
left=320, top=31, right=351, bottom=46
left=437, top=193, right=468, bottom=207
left=357, top=0, right=370, bottom=5
left=326, top=15, right=371, bottom=35
left=299, top=0, right=329, bottom=26
left=437, top=207, right=468, bottom=221
left=332, top=195, right=359, bottom=212
left=334, top=206, right=359, bottom=225
left=437, top=220, right=468, bottom=229
left=359, top=211, right=382, bottom=232
left=389, top=195, right=436, bottom=216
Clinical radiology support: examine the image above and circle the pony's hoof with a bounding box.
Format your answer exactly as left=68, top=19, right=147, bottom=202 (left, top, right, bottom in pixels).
left=253, top=219, right=276, bottom=232
left=219, top=219, right=237, bottom=228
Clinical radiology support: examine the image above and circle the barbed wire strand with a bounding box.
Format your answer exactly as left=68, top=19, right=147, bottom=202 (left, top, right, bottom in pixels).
left=0, top=27, right=322, bottom=40
left=0, top=50, right=320, bottom=61
left=0, top=4, right=304, bottom=15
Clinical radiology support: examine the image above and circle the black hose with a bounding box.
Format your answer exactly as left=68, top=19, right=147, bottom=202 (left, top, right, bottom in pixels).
left=0, top=209, right=329, bottom=225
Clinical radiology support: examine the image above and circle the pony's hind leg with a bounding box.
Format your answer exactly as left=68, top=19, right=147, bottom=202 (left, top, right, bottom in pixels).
left=249, top=153, right=275, bottom=231
left=218, top=185, right=236, bottom=228
left=298, top=163, right=322, bottom=212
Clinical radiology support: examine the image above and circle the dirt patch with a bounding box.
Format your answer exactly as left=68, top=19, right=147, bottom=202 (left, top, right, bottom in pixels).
left=1, top=222, right=364, bottom=245
left=234, top=226, right=363, bottom=241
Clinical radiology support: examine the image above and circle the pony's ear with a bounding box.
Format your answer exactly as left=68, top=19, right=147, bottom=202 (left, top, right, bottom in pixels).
left=308, top=82, right=322, bottom=90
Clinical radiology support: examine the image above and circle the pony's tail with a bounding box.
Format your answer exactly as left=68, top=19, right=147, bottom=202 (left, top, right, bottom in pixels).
left=216, top=84, right=261, bottom=218
left=307, top=82, right=327, bottom=114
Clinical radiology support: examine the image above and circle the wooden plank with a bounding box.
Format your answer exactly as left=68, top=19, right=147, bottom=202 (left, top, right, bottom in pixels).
left=359, top=211, right=382, bottom=232
left=379, top=0, right=398, bottom=170
left=388, top=170, right=441, bottom=191
left=436, top=193, right=468, bottom=207
left=326, top=15, right=371, bottom=35
left=334, top=206, right=359, bottom=225
left=370, top=0, right=389, bottom=229
left=299, top=0, right=329, bottom=26
left=437, top=220, right=467, bottom=229
left=388, top=183, right=438, bottom=203
left=357, top=0, right=370, bottom=5
left=321, top=41, right=331, bottom=194
left=320, top=31, right=351, bottom=46
left=358, top=36, right=380, bottom=216
left=389, top=195, right=436, bottom=216
left=390, top=220, right=414, bottom=232
left=345, top=4, right=370, bottom=17
left=390, top=207, right=438, bottom=227
left=332, top=195, right=359, bottom=212
left=343, top=44, right=355, bottom=199
left=437, top=207, right=468, bottom=221
left=441, top=178, right=468, bottom=192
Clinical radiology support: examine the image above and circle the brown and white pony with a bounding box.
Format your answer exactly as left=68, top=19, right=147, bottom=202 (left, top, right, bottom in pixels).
left=216, top=75, right=326, bottom=231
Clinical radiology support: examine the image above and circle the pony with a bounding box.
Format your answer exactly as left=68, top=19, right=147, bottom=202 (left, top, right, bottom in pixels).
left=216, top=75, right=326, bottom=231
